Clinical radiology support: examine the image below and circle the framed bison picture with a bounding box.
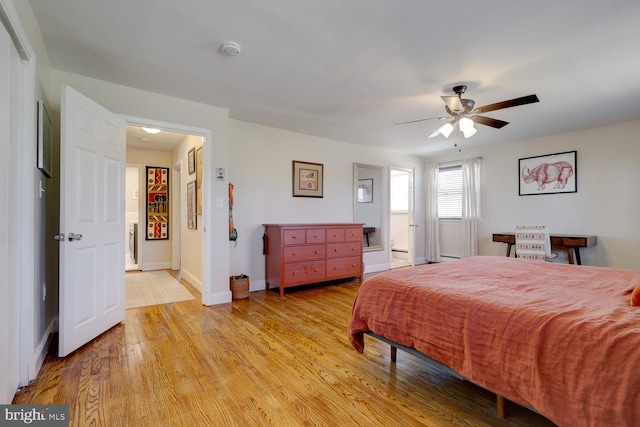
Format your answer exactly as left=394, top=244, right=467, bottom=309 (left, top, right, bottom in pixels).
left=519, top=151, right=577, bottom=196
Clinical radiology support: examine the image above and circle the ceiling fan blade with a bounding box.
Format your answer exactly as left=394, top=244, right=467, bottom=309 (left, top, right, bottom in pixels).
left=473, top=115, right=509, bottom=129
left=473, top=94, right=539, bottom=114
left=441, top=95, right=463, bottom=112
left=394, top=116, right=447, bottom=126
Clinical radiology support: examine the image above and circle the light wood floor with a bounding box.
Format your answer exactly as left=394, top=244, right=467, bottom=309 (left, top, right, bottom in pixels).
left=14, top=277, right=555, bottom=426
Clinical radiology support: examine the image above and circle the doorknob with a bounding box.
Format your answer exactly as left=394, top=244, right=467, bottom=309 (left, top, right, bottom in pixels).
left=409, top=224, right=419, bottom=227
left=68, top=233, right=83, bottom=241
left=54, top=233, right=65, bottom=241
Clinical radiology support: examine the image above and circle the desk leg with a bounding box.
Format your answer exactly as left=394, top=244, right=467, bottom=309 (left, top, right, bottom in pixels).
left=505, top=243, right=513, bottom=258
left=566, top=248, right=575, bottom=265
left=574, top=248, right=582, bottom=265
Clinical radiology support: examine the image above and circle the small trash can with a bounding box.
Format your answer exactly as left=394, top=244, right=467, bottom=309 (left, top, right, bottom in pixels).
left=230, top=275, right=250, bottom=300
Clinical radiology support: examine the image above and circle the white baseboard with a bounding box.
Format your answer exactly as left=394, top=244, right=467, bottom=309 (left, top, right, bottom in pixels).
left=180, top=268, right=202, bottom=293
left=203, top=290, right=232, bottom=306
left=364, top=262, right=390, bottom=273
left=140, top=262, right=171, bottom=271
left=30, top=317, right=57, bottom=383
left=251, top=279, right=266, bottom=292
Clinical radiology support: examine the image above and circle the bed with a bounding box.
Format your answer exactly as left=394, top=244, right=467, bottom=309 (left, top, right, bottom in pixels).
left=348, top=256, right=640, bottom=427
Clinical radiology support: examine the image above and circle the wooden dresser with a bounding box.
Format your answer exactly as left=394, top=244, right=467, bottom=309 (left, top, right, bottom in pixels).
left=264, top=223, right=364, bottom=296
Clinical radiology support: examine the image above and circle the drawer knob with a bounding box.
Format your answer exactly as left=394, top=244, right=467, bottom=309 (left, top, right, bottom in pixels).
left=314, top=250, right=319, bottom=254
left=292, top=271, right=297, bottom=276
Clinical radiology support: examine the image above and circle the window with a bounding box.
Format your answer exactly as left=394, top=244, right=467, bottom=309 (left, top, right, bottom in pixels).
left=438, top=165, right=462, bottom=219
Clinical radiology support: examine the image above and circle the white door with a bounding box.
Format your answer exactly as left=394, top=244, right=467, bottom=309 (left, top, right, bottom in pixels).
left=0, top=14, right=22, bottom=403
left=407, top=169, right=416, bottom=266
left=59, top=85, right=126, bottom=357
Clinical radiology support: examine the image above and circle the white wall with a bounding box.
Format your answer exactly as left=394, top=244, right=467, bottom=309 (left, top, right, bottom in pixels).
left=228, top=119, right=427, bottom=290
left=173, top=134, right=204, bottom=291
left=431, top=119, right=640, bottom=270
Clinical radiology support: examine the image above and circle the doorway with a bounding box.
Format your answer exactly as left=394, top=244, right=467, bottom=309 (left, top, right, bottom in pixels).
left=389, top=167, right=415, bottom=269
left=124, top=124, right=205, bottom=301
left=125, top=165, right=140, bottom=271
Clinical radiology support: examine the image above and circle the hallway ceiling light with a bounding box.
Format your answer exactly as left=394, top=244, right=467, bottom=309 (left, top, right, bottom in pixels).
left=143, top=127, right=161, bottom=134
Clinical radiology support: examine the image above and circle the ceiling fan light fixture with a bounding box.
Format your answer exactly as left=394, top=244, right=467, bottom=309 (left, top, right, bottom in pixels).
left=441, top=122, right=454, bottom=138
left=458, top=117, right=474, bottom=132
left=143, top=127, right=161, bottom=135
left=463, top=126, right=477, bottom=138
left=429, top=122, right=454, bottom=138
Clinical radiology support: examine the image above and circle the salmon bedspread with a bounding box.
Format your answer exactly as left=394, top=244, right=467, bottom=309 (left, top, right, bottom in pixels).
left=348, top=256, right=640, bottom=427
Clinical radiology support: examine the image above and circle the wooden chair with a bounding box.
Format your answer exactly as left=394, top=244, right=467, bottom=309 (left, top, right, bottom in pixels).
left=515, top=226, right=559, bottom=261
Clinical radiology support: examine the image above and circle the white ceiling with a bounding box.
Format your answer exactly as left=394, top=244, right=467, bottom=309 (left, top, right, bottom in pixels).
left=29, top=0, right=640, bottom=157
left=125, top=126, right=190, bottom=152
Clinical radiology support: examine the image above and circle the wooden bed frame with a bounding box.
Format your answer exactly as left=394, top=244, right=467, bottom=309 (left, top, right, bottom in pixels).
left=365, top=331, right=509, bottom=418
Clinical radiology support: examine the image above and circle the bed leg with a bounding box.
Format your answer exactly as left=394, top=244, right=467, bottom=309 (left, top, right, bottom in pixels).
left=496, top=395, right=506, bottom=418
left=390, top=345, right=397, bottom=363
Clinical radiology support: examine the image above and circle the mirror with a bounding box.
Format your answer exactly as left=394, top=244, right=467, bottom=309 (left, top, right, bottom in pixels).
left=354, top=163, right=384, bottom=252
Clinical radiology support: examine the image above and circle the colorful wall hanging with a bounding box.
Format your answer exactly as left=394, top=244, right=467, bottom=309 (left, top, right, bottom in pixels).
left=146, top=166, right=169, bottom=240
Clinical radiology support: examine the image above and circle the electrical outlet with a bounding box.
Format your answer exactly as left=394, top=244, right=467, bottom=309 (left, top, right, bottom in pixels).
left=42, top=282, right=47, bottom=301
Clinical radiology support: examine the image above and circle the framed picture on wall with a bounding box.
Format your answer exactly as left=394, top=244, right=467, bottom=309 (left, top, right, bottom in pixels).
left=188, top=147, right=196, bottom=175
left=146, top=166, right=170, bottom=240
left=37, top=100, right=53, bottom=178
left=292, top=160, right=323, bottom=198
left=187, top=180, right=197, bottom=230
left=196, top=146, right=203, bottom=214
left=519, top=150, right=577, bottom=196
left=357, top=179, right=373, bottom=203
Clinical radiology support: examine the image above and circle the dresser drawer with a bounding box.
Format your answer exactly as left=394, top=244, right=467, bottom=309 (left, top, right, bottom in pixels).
left=326, top=256, right=361, bottom=279
left=306, top=229, right=326, bottom=243
left=283, top=261, right=326, bottom=285
left=326, top=242, right=361, bottom=258
left=283, top=244, right=325, bottom=262
left=326, top=228, right=346, bottom=242
left=345, top=227, right=362, bottom=241
left=284, top=229, right=306, bottom=245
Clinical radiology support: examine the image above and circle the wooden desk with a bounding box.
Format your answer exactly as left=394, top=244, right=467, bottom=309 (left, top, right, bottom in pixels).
left=492, top=232, right=597, bottom=265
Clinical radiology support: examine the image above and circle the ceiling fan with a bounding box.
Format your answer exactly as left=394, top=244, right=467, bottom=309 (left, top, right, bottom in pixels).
left=395, top=85, right=539, bottom=139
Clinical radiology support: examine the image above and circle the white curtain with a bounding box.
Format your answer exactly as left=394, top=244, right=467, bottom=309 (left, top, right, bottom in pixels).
left=424, top=162, right=440, bottom=262
left=460, top=157, right=482, bottom=258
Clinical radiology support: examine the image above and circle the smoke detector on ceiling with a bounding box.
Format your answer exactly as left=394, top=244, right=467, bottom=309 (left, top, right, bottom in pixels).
left=221, top=42, right=241, bottom=57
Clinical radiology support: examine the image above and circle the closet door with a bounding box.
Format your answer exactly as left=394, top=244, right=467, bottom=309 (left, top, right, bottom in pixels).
left=0, top=17, right=22, bottom=404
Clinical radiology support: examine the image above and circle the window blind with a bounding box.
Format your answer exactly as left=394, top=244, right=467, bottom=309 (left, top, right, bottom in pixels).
left=438, top=165, right=462, bottom=219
